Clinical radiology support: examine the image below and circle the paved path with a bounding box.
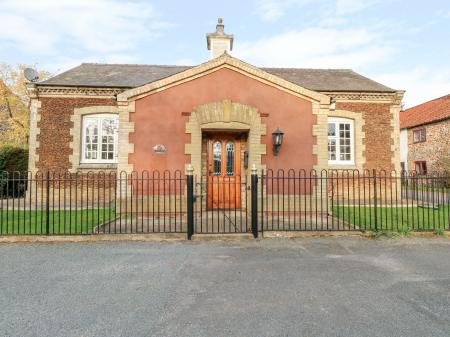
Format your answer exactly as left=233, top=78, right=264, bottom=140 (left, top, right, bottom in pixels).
left=1, top=238, right=450, bottom=337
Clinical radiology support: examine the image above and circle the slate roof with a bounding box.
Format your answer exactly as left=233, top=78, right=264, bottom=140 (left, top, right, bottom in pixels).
left=39, top=63, right=396, bottom=93
left=400, top=94, right=450, bottom=129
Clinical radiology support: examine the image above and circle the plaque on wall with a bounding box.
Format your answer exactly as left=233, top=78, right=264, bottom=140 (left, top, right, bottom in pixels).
left=153, top=144, right=167, bottom=155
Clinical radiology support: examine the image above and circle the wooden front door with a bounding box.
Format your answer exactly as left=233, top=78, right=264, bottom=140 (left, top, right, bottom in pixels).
left=207, top=134, right=241, bottom=209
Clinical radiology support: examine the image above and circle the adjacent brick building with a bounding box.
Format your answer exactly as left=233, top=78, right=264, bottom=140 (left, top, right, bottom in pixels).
left=400, top=94, right=450, bottom=173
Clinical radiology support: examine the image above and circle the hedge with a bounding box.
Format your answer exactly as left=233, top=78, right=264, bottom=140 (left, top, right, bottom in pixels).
left=0, top=146, right=29, bottom=197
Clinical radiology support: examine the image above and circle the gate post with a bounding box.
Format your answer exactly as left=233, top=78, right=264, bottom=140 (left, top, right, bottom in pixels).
left=186, top=164, right=194, bottom=240
left=46, top=171, right=50, bottom=236
left=251, top=165, right=258, bottom=238
left=373, top=169, right=378, bottom=231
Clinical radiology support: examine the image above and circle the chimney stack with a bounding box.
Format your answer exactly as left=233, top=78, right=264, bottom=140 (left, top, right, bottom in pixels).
left=206, top=18, right=234, bottom=59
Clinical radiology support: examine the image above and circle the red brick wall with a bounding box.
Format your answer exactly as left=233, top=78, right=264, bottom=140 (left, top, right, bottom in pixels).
left=336, top=102, right=393, bottom=170
left=36, top=97, right=116, bottom=172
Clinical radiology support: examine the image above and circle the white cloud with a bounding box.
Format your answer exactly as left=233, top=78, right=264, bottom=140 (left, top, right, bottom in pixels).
left=254, top=0, right=317, bottom=22
left=335, top=0, right=378, bottom=15
left=0, top=0, right=171, bottom=56
left=374, top=68, right=450, bottom=108
left=234, top=27, right=395, bottom=69
left=254, top=0, right=377, bottom=22
left=319, top=17, right=349, bottom=27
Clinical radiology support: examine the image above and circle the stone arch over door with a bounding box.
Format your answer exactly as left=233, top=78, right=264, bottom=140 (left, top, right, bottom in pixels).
left=185, top=99, right=266, bottom=175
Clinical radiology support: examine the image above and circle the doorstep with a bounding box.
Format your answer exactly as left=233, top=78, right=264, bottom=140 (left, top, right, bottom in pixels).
left=191, top=233, right=255, bottom=241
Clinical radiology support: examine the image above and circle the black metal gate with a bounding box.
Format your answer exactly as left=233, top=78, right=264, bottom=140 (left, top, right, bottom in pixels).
left=192, top=175, right=250, bottom=234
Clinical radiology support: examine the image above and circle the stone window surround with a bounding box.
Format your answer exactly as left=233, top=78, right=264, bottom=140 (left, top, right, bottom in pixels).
left=80, top=114, right=119, bottom=164
left=328, top=117, right=355, bottom=165
left=70, top=106, right=125, bottom=172
left=327, top=109, right=365, bottom=170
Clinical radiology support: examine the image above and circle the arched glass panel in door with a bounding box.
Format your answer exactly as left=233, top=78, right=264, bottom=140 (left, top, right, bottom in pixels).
left=226, top=142, right=235, bottom=176
left=213, top=141, right=222, bottom=175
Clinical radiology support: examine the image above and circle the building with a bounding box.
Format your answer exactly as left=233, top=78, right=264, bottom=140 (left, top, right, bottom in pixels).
left=27, top=18, right=404, bottom=183
left=400, top=94, right=450, bottom=173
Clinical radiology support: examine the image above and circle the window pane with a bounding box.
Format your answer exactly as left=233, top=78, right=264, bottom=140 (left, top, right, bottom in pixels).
left=213, top=141, right=221, bottom=175
left=100, top=117, right=118, bottom=162
left=84, top=119, right=99, bottom=162
left=83, top=115, right=118, bottom=162
left=226, top=142, right=235, bottom=176
left=328, top=123, right=335, bottom=136
left=102, top=118, right=117, bottom=135
left=328, top=139, right=336, bottom=160
left=328, top=120, right=353, bottom=163
left=420, top=129, right=426, bottom=141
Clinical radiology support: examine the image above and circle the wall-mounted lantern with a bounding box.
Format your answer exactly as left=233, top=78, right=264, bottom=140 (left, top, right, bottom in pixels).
left=272, top=128, right=284, bottom=156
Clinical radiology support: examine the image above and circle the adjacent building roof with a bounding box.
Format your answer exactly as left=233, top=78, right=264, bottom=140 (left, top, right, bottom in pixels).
left=39, top=62, right=396, bottom=93
left=400, top=94, right=450, bottom=129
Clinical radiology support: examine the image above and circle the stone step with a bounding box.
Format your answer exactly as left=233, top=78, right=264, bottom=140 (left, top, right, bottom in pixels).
left=191, top=233, right=254, bottom=241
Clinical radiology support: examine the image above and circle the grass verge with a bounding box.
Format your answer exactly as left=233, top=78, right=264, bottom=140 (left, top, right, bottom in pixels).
left=332, top=205, right=449, bottom=232
left=0, top=209, right=115, bottom=235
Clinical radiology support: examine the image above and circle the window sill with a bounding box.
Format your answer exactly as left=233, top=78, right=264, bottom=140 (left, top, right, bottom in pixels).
left=328, top=163, right=360, bottom=171
left=74, top=163, right=118, bottom=171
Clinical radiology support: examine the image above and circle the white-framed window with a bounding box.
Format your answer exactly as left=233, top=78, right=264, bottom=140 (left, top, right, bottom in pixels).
left=81, top=114, right=119, bottom=163
left=328, top=117, right=354, bottom=165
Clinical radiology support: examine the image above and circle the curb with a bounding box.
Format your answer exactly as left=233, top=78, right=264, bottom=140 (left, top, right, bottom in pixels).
left=0, top=233, right=187, bottom=243
left=0, top=231, right=448, bottom=243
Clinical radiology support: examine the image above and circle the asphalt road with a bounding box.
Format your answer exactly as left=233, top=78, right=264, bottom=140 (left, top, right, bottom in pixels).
left=1, top=237, right=449, bottom=337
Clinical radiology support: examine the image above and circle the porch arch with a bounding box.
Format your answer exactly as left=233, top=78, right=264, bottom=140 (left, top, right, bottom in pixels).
left=185, top=99, right=267, bottom=175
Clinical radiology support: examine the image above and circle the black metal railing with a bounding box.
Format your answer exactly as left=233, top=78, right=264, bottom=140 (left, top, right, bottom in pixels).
left=0, top=170, right=449, bottom=237
left=0, top=171, right=186, bottom=235
left=259, top=169, right=450, bottom=233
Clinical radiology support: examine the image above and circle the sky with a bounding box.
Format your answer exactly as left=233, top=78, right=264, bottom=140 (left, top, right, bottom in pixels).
left=0, top=0, right=449, bottom=107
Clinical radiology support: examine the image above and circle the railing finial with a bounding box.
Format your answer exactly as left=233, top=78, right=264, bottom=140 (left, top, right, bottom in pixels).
left=186, top=163, right=194, bottom=175
left=251, top=164, right=257, bottom=175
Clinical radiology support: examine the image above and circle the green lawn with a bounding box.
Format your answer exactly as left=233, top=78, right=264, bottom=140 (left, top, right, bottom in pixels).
left=0, top=209, right=116, bottom=235
left=332, top=205, right=449, bottom=232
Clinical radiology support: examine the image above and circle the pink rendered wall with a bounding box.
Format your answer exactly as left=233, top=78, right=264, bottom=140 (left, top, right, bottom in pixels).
left=130, top=68, right=315, bottom=172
